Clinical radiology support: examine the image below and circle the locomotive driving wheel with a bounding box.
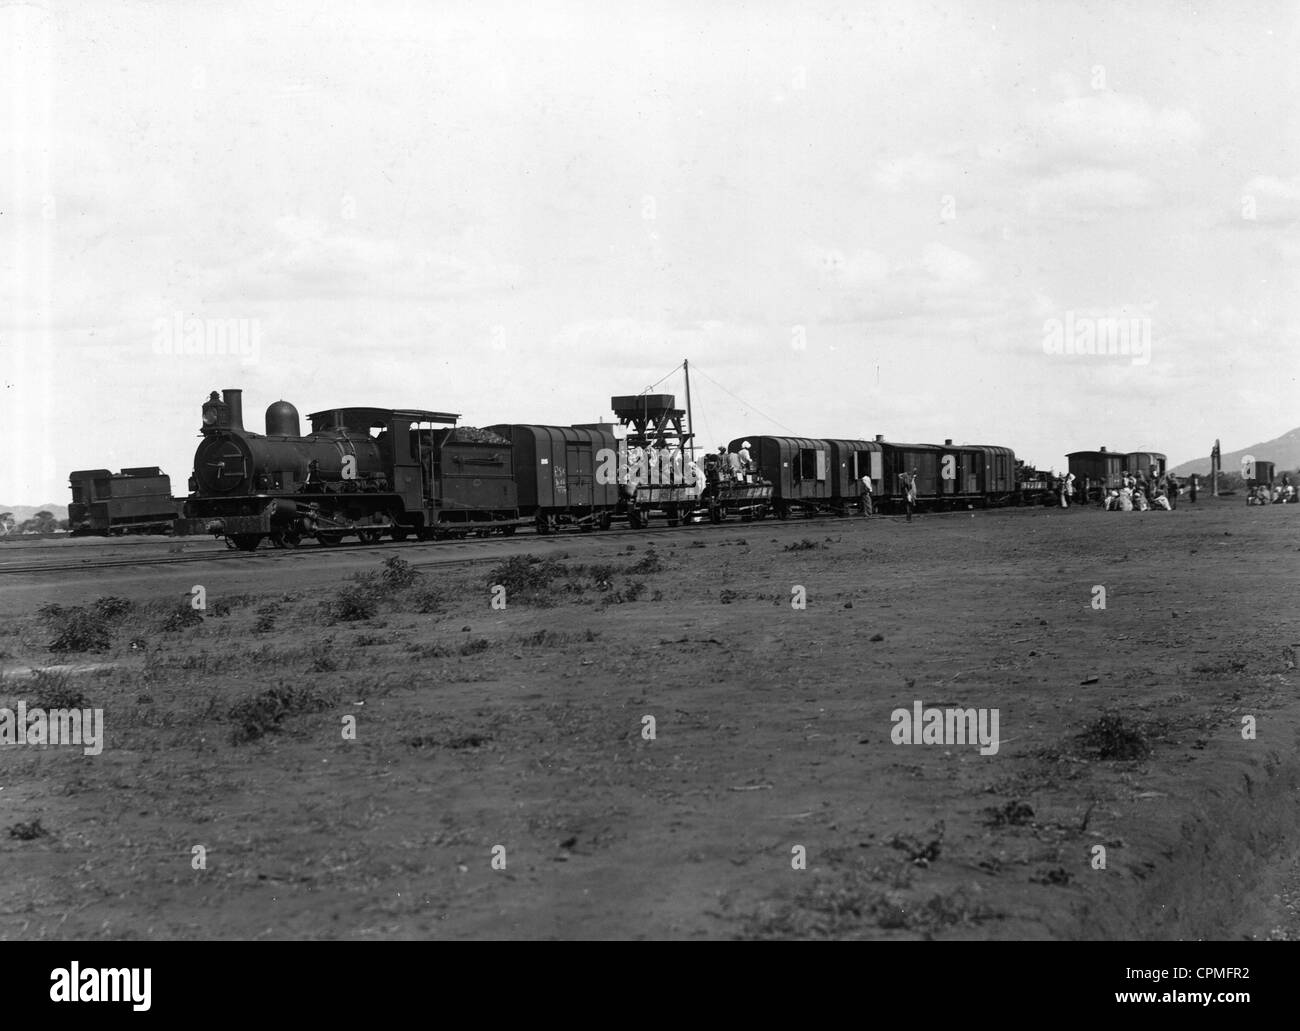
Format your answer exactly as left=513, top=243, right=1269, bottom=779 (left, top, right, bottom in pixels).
left=270, top=528, right=301, bottom=549
left=316, top=531, right=343, bottom=547
left=358, top=528, right=382, bottom=544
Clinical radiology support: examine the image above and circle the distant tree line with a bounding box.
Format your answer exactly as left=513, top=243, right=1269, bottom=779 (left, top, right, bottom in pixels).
left=0, top=511, right=70, bottom=535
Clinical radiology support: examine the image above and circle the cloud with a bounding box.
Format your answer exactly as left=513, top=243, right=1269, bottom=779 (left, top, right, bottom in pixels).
left=214, top=217, right=525, bottom=303
left=1026, top=168, right=1154, bottom=220
left=871, top=152, right=953, bottom=191
left=1025, top=91, right=1202, bottom=167
left=799, top=241, right=993, bottom=324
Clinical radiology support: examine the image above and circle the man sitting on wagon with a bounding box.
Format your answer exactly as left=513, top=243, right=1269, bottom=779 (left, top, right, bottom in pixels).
left=726, top=447, right=744, bottom=482
left=737, top=441, right=754, bottom=482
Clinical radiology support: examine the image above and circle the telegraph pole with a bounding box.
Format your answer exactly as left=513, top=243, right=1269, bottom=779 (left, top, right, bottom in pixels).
left=683, top=358, right=695, bottom=465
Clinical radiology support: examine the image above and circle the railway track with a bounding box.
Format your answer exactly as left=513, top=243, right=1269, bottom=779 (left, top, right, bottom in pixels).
left=0, top=514, right=841, bottom=575
left=0, top=504, right=1004, bottom=577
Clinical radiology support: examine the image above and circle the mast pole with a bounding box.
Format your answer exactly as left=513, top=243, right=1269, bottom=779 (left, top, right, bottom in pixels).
left=683, top=358, right=695, bottom=465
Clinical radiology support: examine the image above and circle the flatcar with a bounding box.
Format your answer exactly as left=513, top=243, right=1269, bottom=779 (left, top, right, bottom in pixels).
left=68, top=467, right=180, bottom=535
left=1013, top=462, right=1059, bottom=506
left=610, top=393, right=709, bottom=528
left=698, top=446, right=772, bottom=523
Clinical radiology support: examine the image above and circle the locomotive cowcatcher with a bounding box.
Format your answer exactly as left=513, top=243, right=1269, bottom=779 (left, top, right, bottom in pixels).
left=176, top=388, right=521, bottom=549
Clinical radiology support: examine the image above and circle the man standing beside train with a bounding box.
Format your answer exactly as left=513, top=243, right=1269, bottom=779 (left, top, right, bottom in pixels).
left=859, top=472, right=874, bottom=516
left=900, top=468, right=918, bottom=522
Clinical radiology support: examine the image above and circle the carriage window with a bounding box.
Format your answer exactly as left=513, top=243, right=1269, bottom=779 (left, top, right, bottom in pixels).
left=799, top=449, right=820, bottom=481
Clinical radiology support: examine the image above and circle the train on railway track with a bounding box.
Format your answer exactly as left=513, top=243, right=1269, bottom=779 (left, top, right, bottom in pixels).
left=67, top=467, right=182, bottom=536
left=171, top=385, right=1097, bottom=550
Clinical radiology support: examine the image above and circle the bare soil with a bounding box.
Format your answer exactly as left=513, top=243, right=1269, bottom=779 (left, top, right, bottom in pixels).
left=1, top=498, right=1297, bottom=939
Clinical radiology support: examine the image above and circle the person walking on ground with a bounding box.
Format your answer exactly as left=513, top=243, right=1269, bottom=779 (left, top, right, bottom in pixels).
left=1190, top=473, right=1198, bottom=504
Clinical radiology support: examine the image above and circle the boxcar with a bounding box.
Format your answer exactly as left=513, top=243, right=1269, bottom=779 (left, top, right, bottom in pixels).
left=487, top=424, right=619, bottom=533
left=975, top=445, right=1018, bottom=501
left=827, top=439, right=883, bottom=513
left=68, top=467, right=179, bottom=535
left=1125, top=451, right=1167, bottom=480
left=1246, top=460, right=1276, bottom=488
left=1067, top=449, right=1125, bottom=501
left=733, top=436, right=833, bottom=517
left=879, top=443, right=942, bottom=507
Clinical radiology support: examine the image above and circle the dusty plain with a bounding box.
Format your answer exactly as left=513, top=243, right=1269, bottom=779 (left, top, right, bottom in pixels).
left=1, top=497, right=1297, bottom=940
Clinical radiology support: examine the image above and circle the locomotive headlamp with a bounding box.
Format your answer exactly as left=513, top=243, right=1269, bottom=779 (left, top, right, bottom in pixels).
left=201, top=391, right=230, bottom=431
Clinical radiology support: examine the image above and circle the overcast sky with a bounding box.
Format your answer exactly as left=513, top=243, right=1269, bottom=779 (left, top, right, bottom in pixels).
left=3, top=0, right=1297, bottom=503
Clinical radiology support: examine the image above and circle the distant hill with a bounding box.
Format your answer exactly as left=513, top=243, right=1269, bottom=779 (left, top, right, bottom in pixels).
left=1169, top=427, right=1300, bottom=479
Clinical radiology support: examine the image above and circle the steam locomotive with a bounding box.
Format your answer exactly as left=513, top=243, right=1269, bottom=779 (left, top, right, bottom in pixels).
left=177, top=389, right=530, bottom=549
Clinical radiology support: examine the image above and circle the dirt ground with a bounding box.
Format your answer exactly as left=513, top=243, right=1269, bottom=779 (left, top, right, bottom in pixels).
left=1, top=497, right=1298, bottom=940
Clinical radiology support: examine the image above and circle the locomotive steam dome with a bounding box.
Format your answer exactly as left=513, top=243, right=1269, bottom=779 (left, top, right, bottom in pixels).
left=265, top=399, right=300, bottom=437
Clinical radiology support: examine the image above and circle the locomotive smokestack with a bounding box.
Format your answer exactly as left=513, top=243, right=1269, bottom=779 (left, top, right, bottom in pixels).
left=223, top=389, right=244, bottom=431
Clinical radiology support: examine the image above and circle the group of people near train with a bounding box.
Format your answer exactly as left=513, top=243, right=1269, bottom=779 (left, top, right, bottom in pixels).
left=1050, top=466, right=1186, bottom=511
left=1249, top=474, right=1295, bottom=505
left=704, top=441, right=755, bottom=487
left=1097, top=467, right=1184, bottom=511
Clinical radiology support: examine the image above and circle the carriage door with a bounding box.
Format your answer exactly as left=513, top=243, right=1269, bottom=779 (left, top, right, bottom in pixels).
left=966, top=451, right=983, bottom=494
left=857, top=451, right=882, bottom=494
left=566, top=440, right=591, bottom=507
